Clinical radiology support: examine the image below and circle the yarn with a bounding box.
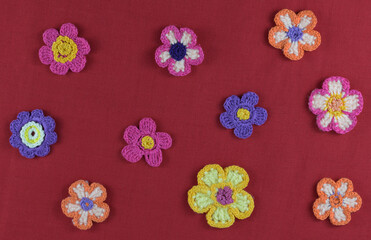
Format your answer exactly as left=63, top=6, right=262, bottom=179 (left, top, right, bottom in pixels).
left=308, top=76, right=363, bottom=134
left=9, top=109, right=57, bottom=158
left=121, top=118, right=172, bottom=167
left=220, top=92, right=268, bottom=139
left=268, top=9, right=321, bottom=60
left=61, top=180, right=110, bottom=230
left=313, top=178, right=362, bottom=226
left=155, top=25, right=204, bottom=76
left=188, top=164, right=254, bottom=228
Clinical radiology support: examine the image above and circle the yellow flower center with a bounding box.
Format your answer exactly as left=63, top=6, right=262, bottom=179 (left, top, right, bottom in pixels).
left=141, top=136, right=155, bottom=150
left=236, top=108, right=250, bottom=120
left=327, top=95, right=345, bottom=116
left=52, top=36, right=78, bottom=63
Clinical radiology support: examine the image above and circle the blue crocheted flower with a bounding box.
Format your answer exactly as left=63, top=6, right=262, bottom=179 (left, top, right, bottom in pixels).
left=9, top=109, right=57, bottom=158
left=220, top=92, right=268, bottom=139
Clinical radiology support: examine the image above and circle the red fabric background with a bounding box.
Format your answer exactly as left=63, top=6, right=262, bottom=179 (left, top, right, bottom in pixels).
left=0, top=0, right=370, bottom=239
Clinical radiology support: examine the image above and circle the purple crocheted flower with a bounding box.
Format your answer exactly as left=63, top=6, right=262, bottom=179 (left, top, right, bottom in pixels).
left=9, top=110, right=57, bottom=158
left=121, top=118, right=172, bottom=167
left=220, top=92, right=268, bottom=139
left=155, top=25, right=204, bottom=76
left=39, top=23, right=90, bottom=75
left=308, top=76, right=363, bottom=134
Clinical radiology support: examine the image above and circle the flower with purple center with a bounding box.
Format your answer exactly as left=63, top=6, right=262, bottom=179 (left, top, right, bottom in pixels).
left=216, top=186, right=234, bottom=205
left=9, top=109, right=57, bottom=158
left=220, top=92, right=268, bottom=139
left=39, top=23, right=90, bottom=75
left=121, top=118, right=172, bottom=167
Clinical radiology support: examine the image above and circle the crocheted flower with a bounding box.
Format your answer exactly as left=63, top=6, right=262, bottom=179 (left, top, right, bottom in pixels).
left=9, top=109, right=57, bottom=158
left=268, top=9, right=321, bottom=60
left=309, top=76, right=363, bottom=134
left=188, top=164, right=254, bottom=228
left=61, top=180, right=110, bottom=230
left=313, top=178, right=362, bottom=226
left=39, top=23, right=90, bottom=75
left=121, top=118, right=172, bottom=167
left=220, top=92, right=267, bottom=139
left=155, top=25, right=204, bottom=76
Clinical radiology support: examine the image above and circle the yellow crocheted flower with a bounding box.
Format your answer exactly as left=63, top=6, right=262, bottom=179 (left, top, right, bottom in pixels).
left=188, top=164, right=254, bottom=228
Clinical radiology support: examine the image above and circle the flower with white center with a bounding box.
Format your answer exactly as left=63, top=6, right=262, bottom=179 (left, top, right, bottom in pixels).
left=188, top=164, right=254, bottom=228
left=268, top=9, right=321, bottom=60
left=309, top=76, right=363, bottom=134
left=61, top=180, right=110, bottom=230
left=155, top=25, right=204, bottom=76
left=313, top=178, right=362, bottom=226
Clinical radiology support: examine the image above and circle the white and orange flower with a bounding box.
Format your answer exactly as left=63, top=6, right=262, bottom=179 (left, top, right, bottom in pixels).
left=313, top=178, right=362, bottom=226
left=268, top=9, right=321, bottom=60
left=61, top=180, right=110, bottom=230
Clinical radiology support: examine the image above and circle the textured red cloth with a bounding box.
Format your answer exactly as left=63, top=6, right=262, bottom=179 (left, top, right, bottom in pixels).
left=0, top=0, right=370, bottom=239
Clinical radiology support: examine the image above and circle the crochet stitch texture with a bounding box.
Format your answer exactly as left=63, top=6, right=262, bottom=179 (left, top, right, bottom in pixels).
left=9, top=109, right=57, bottom=158
left=220, top=92, right=267, bottom=139
left=313, top=178, right=362, bottom=226
left=188, top=164, right=254, bottom=228
left=39, top=23, right=90, bottom=75
left=268, top=9, right=321, bottom=60
left=308, top=76, right=363, bottom=134
left=155, top=25, right=204, bottom=76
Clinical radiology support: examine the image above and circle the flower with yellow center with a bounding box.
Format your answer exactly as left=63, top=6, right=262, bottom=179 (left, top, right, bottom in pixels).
left=236, top=108, right=250, bottom=120
left=52, top=36, right=78, bottom=63
left=141, top=136, right=155, bottom=150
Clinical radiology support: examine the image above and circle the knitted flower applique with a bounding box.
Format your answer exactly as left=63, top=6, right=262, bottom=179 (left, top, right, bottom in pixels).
left=309, top=76, right=363, bottom=134
left=268, top=9, right=321, bottom=60
left=39, top=23, right=90, bottom=75
left=61, top=180, right=110, bottom=230
left=313, top=178, right=362, bottom=226
left=220, top=92, right=268, bottom=139
left=188, top=164, right=254, bottom=228
left=121, top=118, right=172, bottom=167
left=155, top=25, right=204, bottom=76
left=9, top=109, right=57, bottom=158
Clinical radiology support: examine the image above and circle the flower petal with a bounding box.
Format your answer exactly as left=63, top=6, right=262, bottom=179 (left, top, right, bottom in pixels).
left=234, top=123, right=253, bottom=139
left=123, top=126, right=141, bottom=144
left=313, top=197, right=331, bottom=220
left=224, top=166, right=249, bottom=190
left=322, top=76, right=350, bottom=96
left=316, top=178, right=336, bottom=198
left=252, top=107, right=267, bottom=126
left=230, top=190, right=254, bottom=219
left=299, top=30, right=321, bottom=52
left=67, top=54, right=86, bottom=73
left=45, top=132, right=57, bottom=145
left=220, top=112, right=237, bottom=129
left=188, top=185, right=214, bottom=213
left=121, top=145, right=143, bottom=163
left=241, top=92, right=259, bottom=107
left=297, top=10, right=317, bottom=30
left=88, top=182, right=107, bottom=202
left=283, top=40, right=304, bottom=60
left=75, top=37, right=90, bottom=55
left=197, top=164, right=226, bottom=187
left=19, top=145, right=36, bottom=159
left=333, top=113, right=356, bottom=134
left=61, top=196, right=81, bottom=218
left=329, top=207, right=351, bottom=226
left=155, top=45, right=171, bottom=68
left=69, top=180, right=89, bottom=200
left=185, top=45, right=204, bottom=66
left=274, top=9, right=297, bottom=30
left=35, top=144, right=50, bottom=157
left=180, top=28, right=197, bottom=47
left=90, top=202, right=110, bottom=223
left=316, top=111, right=334, bottom=132
left=43, top=28, right=59, bottom=46
left=343, top=90, right=363, bottom=115
left=309, top=89, right=330, bottom=114
left=335, top=178, right=354, bottom=196
left=60, top=23, right=78, bottom=38
left=342, top=192, right=362, bottom=213
left=39, top=46, right=54, bottom=65
left=160, top=25, right=181, bottom=46
left=139, top=118, right=156, bottom=134
left=144, top=149, right=162, bottom=167
left=206, top=206, right=235, bottom=228
left=268, top=26, right=288, bottom=49
left=168, top=59, right=191, bottom=76
left=156, top=132, right=172, bottom=149
left=50, top=61, right=69, bottom=75
left=72, top=210, right=93, bottom=230
left=223, top=95, right=240, bottom=112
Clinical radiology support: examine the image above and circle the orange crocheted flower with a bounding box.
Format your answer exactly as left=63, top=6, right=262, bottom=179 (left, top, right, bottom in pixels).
left=313, top=178, right=362, bottom=226
left=61, top=180, right=110, bottom=230
left=268, top=9, right=321, bottom=60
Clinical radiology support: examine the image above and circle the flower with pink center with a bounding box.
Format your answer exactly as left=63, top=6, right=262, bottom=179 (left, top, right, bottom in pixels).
left=308, top=76, right=363, bottom=134
left=155, top=25, right=204, bottom=76
left=39, top=23, right=90, bottom=75
left=121, top=118, right=172, bottom=167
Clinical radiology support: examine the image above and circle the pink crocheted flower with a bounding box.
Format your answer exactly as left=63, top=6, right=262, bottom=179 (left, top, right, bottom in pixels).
left=38, top=23, right=90, bottom=75
left=309, top=76, right=363, bottom=134
left=155, top=25, right=204, bottom=76
left=121, top=118, right=172, bottom=167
